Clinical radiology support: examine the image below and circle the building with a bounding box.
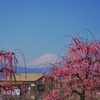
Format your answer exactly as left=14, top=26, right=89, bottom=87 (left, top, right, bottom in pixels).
left=0, top=74, right=45, bottom=100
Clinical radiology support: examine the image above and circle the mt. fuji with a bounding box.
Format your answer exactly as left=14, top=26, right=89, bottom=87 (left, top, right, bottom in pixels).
left=28, top=53, right=58, bottom=68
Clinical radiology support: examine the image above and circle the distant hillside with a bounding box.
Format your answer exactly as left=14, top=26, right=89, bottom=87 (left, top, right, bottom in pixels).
left=17, top=66, right=51, bottom=74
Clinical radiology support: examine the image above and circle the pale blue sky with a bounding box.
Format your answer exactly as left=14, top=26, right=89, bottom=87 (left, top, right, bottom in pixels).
left=0, top=0, right=100, bottom=66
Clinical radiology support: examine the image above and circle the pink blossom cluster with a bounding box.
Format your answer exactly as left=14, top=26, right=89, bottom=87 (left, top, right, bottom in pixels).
left=0, top=51, right=18, bottom=81
left=43, top=38, right=100, bottom=100
left=44, top=89, right=61, bottom=100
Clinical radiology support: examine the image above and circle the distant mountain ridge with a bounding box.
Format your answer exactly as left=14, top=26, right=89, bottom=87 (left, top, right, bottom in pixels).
left=17, top=66, right=51, bottom=74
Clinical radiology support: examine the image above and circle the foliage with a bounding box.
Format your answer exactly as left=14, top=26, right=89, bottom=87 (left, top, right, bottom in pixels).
left=0, top=50, right=18, bottom=81
left=0, top=49, right=28, bottom=100
left=42, top=37, right=100, bottom=100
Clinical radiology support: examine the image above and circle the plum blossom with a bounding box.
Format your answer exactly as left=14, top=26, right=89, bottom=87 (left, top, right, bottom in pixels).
left=43, top=37, right=100, bottom=100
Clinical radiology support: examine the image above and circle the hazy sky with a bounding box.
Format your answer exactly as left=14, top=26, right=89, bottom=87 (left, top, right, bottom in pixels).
left=0, top=0, right=100, bottom=66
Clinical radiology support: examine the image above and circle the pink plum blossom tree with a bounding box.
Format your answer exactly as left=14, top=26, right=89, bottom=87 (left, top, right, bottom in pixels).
left=43, top=37, right=100, bottom=100
left=0, top=50, right=18, bottom=82
left=0, top=49, right=27, bottom=100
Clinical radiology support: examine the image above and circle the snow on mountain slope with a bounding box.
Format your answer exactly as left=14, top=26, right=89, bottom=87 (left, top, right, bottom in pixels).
left=28, top=53, right=58, bottom=68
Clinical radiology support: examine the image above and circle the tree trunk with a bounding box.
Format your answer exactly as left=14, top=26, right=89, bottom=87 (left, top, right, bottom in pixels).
left=80, top=95, right=85, bottom=100
left=80, top=91, right=85, bottom=100
left=72, top=90, right=85, bottom=100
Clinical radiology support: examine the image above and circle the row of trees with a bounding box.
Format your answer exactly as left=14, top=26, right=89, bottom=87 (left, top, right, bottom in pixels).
left=42, top=37, right=100, bottom=100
